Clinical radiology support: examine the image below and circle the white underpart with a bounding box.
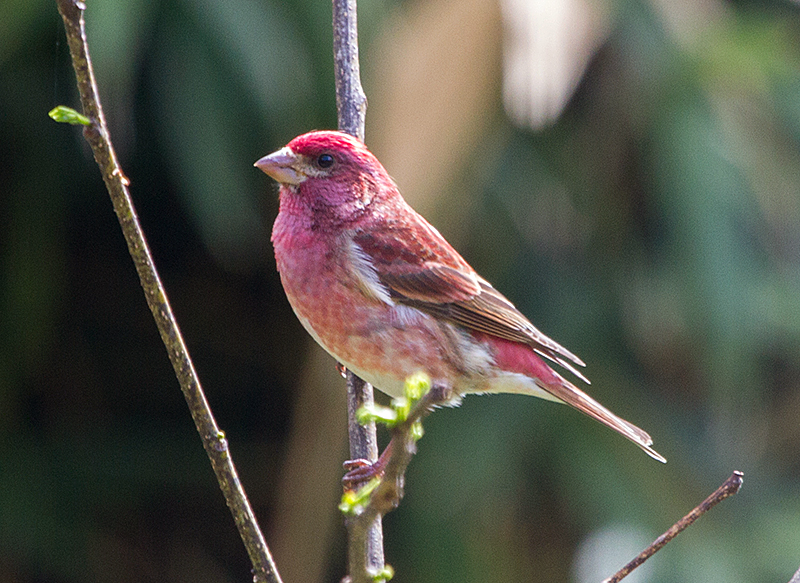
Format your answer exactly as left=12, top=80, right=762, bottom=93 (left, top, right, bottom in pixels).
left=482, top=371, right=564, bottom=402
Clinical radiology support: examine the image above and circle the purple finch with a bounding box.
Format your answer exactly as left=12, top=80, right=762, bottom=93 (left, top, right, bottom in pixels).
left=255, top=131, right=664, bottom=463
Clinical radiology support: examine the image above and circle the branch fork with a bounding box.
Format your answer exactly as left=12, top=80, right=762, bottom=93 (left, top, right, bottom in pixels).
left=340, top=373, right=453, bottom=583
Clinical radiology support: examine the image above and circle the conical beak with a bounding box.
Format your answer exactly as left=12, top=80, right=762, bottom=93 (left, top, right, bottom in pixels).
left=254, top=147, right=306, bottom=185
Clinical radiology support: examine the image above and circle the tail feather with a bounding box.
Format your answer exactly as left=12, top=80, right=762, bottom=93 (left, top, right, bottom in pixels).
left=538, top=375, right=666, bottom=463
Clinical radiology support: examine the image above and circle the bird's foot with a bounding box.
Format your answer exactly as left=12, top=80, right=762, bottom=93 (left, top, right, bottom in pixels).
left=342, top=458, right=386, bottom=490
left=342, top=441, right=394, bottom=490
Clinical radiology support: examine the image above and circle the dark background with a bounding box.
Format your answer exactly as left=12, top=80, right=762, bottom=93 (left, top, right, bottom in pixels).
left=2, top=0, right=800, bottom=581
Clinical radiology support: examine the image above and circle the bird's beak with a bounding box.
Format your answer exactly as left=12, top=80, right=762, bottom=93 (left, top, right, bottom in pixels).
left=254, top=147, right=306, bottom=185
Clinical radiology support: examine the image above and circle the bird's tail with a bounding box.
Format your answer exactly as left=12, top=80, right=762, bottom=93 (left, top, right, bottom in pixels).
left=537, top=374, right=666, bottom=463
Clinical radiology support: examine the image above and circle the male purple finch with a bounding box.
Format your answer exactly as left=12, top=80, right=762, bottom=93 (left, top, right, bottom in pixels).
left=255, top=130, right=665, bottom=463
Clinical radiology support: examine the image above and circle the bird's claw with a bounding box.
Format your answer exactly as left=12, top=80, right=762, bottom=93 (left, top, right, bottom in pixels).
left=342, top=457, right=386, bottom=490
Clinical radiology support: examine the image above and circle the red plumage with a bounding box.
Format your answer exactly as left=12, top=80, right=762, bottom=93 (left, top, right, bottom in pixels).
left=256, top=130, right=664, bottom=462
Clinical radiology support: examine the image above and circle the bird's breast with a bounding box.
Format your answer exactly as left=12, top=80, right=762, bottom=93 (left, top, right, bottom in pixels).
left=273, top=227, right=499, bottom=396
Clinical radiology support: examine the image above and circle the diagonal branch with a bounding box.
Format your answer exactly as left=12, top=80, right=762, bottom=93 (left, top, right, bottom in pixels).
left=53, top=2, right=281, bottom=582
left=603, top=471, right=744, bottom=583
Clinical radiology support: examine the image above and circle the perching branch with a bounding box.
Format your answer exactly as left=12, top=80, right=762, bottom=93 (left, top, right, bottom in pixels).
left=344, top=371, right=385, bottom=579
left=331, top=0, right=385, bottom=579
left=52, top=2, right=281, bottom=582
left=603, top=471, right=744, bottom=583
left=340, top=375, right=454, bottom=583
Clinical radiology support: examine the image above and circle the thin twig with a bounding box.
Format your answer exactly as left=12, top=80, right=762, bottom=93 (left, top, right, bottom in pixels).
left=331, top=0, right=384, bottom=579
left=367, top=385, right=453, bottom=517
left=603, top=471, right=744, bottom=583
left=53, top=2, right=281, bottom=582
left=343, top=384, right=454, bottom=583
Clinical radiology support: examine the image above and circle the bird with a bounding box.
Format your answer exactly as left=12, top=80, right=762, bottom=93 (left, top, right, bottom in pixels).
left=255, top=130, right=665, bottom=464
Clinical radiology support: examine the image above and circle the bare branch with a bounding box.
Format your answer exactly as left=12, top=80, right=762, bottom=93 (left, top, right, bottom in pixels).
left=603, top=471, right=744, bottom=583
left=53, top=2, right=281, bottom=581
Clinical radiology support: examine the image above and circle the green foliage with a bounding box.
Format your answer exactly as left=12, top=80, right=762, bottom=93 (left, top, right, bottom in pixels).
left=357, top=371, right=430, bottom=433
left=339, top=477, right=381, bottom=516
left=371, top=565, right=395, bottom=582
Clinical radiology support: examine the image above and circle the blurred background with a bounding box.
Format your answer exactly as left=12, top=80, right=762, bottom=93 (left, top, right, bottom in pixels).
left=2, top=0, right=800, bottom=581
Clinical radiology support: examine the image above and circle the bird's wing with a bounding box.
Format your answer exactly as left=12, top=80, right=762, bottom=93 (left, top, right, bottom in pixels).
left=352, top=220, right=588, bottom=381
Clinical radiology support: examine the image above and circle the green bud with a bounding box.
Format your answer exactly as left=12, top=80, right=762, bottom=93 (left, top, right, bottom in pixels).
left=372, top=565, right=394, bottom=581
left=404, top=372, right=431, bottom=401
left=339, top=477, right=381, bottom=515
left=389, top=396, right=410, bottom=424
left=357, top=404, right=398, bottom=426
left=410, top=421, right=424, bottom=442
left=48, top=106, right=91, bottom=126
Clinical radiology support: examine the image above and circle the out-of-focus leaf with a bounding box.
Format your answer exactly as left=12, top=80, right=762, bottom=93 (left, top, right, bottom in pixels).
left=85, top=0, right=153, bottom=87
left=151, top=24, right=268, bottom=269
left=0, top=0, right=51, bottom=66
left=696, top=17, right=800, bottom=93
left=188, top=0, right=315, bottom=134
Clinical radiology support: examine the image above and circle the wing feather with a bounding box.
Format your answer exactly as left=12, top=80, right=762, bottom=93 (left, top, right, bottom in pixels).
left=352, top=222, right=587, bottom=377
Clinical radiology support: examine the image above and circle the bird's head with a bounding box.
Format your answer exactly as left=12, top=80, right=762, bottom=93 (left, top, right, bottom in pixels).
left=255, top=131, right=398, bottom=224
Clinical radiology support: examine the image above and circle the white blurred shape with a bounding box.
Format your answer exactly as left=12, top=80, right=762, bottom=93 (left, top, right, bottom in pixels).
left=572, top=523, right=654, bottom=583
left=500, top=0, right=610, bottom=128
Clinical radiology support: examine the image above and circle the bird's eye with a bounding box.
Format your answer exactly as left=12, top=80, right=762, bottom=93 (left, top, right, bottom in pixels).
left=317, top=153, right=335, bottom=169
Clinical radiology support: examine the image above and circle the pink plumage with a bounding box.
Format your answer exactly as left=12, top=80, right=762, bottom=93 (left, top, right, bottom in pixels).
left=256, top=130, right=664, bottom=462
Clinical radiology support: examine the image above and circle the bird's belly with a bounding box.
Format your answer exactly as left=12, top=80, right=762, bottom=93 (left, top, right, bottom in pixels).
left=279, top=266, right=493, bottom=398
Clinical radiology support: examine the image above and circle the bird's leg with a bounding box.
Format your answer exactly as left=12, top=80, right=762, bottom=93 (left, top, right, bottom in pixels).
left=342, top=439, right=395, bottom=489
